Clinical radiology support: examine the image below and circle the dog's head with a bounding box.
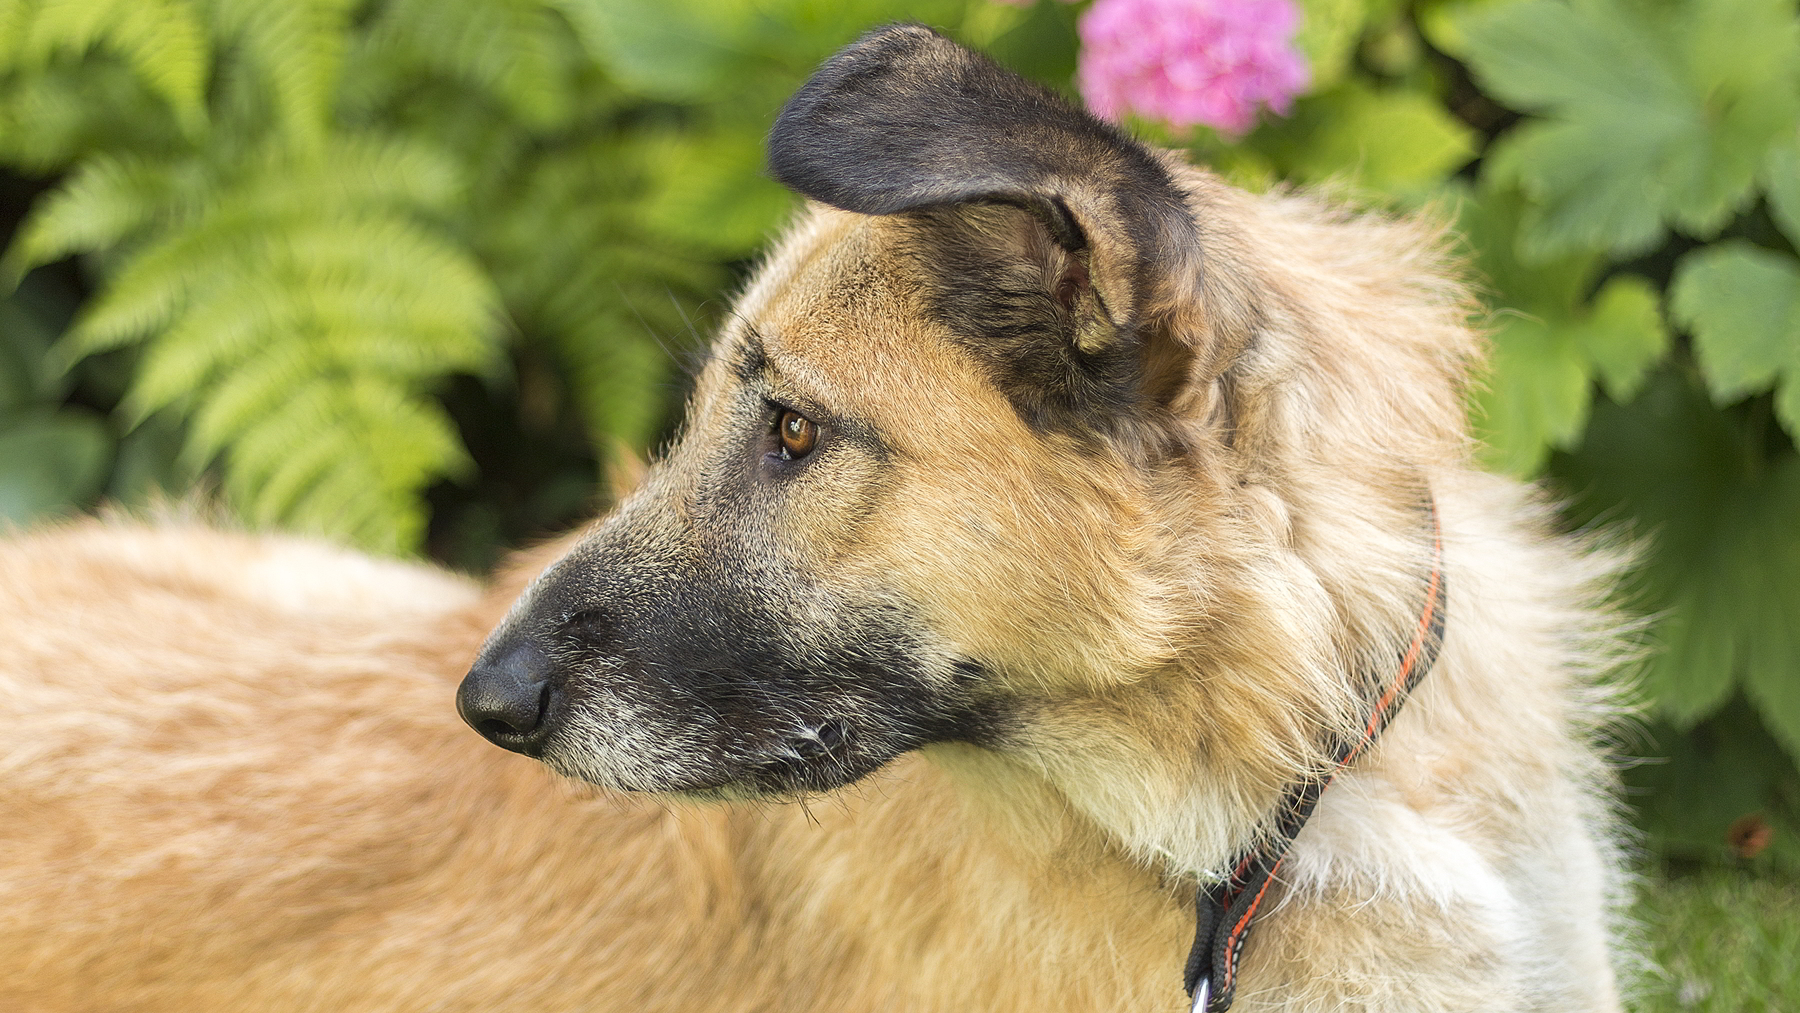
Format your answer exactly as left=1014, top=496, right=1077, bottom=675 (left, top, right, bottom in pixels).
left=457, top=26, right=1471, bottom=822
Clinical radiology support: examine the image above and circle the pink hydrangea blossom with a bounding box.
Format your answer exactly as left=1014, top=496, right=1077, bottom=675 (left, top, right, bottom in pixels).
left=1076, top=0, right=1310, bottom=136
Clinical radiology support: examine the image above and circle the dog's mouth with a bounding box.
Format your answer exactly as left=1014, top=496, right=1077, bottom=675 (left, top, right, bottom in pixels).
left=531, top=702, right=889, bottom=797
left=645, top=720, right=860, bottom=799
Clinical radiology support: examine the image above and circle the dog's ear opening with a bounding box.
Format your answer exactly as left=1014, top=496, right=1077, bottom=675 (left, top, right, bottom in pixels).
left=767, top=23, right=1200, bottom=343
left=895, top=200, right=1194, bottom=442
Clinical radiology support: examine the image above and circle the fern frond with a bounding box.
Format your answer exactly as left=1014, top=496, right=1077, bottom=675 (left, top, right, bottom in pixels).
left=225, top=376, right=468, bottom=553
left=9, top=0, right=211, bottom=133
left=58, top=224, right=208, bottom=357
left=125, top=214, right=501, bottom=419
left=360, top=0, right=575, bottom=128
left=536, top=250, right=693, bottom=450
left=0, top=153, right=183, bottom=283
left=181, top=339, right=326, bottom=460
left=210, top=0, right=355, bottom=147
left=475, top=140, right=712, bottom=458
left=127, top=268, right=299, bottom=418
left=3, top=0, right=708, bottom=554
left=31, top=127, right=501, bottom=552
left=0, top=60, right=183, bottom=171
left=35, top=133, right=466, bottom=358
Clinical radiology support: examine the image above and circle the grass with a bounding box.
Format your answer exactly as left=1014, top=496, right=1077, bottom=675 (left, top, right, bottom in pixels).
left=1630, top=868, right=1800, bottom=1011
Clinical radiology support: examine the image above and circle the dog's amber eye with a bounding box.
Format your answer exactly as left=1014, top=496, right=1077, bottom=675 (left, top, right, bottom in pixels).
left=777, top=409, right=818, bottom=461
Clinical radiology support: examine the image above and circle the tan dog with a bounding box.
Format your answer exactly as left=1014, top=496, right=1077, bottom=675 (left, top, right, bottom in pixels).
left=0, top=26, right=1631, bottom=1012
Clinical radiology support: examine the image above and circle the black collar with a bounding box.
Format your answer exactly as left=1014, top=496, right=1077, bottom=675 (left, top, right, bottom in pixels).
left=1183, top=505, right=1448, bottom=1012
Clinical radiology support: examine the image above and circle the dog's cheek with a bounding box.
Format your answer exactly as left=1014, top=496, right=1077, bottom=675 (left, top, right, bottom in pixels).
left=836, top=449, right=1173, bottom=693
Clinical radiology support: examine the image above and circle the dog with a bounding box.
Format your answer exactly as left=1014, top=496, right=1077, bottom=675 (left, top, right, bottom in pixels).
left=0, top=25, right=1631, bottom=1012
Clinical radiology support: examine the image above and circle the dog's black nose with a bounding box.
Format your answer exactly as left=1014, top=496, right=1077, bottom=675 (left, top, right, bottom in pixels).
left=457, top=639, right=555, bottom=753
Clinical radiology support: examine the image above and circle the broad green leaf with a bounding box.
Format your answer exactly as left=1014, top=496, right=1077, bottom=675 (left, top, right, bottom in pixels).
left=1569, top=274, right=1668, bottom=403
left=1295, top=0, right=1367, bottom=89
left=1268, top=84, right=1476, bottom=194
left=1456, top=182, right=1599, bottom=316
left=1671, top=241, right=1800, bottom=436
left=1765, top=135, right=1800, bottom=253
left=1653, top=582, right=1742, bottom=725
left=0, top=410, right=112, bottom=524
left=1482, top=117, right=1672, bottom=261
left=1738, top=460, right=1800, bottom=759
left=1463, top=0, right=1800, bottom=259
left=553, top=0, right=752, bottom=100
left=1459, top=186, right=1670, bottom=474
left=1473, top=314, right=1590, bottom=475
left=1554, top=368, right=1794, bottom=730
left=1417, top=0, right=1521, bottom=58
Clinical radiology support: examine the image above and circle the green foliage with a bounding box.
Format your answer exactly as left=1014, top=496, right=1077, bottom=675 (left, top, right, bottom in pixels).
left=1457, top=185, right=1668, bottom=475
left=1673, top=241, right=1800, bottom=438
left=1460, top=0, right=1800, bottom=261
left=0, top=0, right=716, bottom=552
left=1259, top=81, right=1477, bottom=195
left=1561, top=371, right=1800, bottom=741
left=0, top=0, right=212, bottom=137
left=1421, top=0, right=1800, bottom=866
left=0, top=273, right=110, bottom=522
left=1, top=0, right=1069, bottom=554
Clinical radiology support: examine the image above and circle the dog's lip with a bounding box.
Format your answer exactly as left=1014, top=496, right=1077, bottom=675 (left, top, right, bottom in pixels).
left=610, top=727, right=872, bottom=797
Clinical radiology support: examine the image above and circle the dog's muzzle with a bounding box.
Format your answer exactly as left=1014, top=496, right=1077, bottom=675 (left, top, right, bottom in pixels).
left=457, top=638, right=557, bottom=754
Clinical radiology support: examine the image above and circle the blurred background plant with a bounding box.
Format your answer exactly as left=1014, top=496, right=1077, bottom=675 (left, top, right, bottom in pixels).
left=1, top=0, right=1797, bottom=1003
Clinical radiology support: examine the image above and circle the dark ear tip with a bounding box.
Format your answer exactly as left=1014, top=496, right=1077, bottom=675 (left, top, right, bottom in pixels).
left=820, top=22, right=957, bottom=68
left=767, top=23, right=1048, bottom=213
left=767, top=21, right=958, bottom=183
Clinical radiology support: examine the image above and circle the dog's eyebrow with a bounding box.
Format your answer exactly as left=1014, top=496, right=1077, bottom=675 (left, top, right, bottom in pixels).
left=731, top=327, right=772, bottom=386
left=732, top=326, right=814, bottom=405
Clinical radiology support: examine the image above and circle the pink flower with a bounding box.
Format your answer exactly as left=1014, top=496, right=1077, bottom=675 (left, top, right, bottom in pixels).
left=1077, top=0, right=1310, bottom=136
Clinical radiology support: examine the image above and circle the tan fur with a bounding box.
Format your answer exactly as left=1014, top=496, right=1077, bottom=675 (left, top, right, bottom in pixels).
left=0, top=164, right=1631, bottom=1010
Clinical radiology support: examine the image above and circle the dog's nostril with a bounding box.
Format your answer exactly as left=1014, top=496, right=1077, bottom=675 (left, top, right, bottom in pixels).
left=457, top=639, right=555, bottom=753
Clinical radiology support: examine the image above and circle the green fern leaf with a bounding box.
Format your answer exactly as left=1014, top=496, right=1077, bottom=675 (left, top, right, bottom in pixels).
left=474, top=140, right=711, bottom=457
left=11, top=0, right=211, bottom=133
left=34, top=131, right=502, bottom=552
left=0, top=61, right=184, bottom=171
left=226, top=377, right=468, bottom=554
left=0, top=153, right=183, bottom=283
left=360, top=0, right=575, bottom=128
left=181, top=340, right=326, bottom=460
left=211, top=0, right=354, bottom=147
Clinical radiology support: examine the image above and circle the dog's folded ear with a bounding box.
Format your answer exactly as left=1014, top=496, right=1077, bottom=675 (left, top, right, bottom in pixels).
left=768, top=24, right=1200, bottom=345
